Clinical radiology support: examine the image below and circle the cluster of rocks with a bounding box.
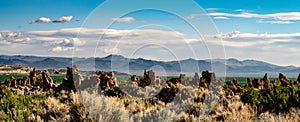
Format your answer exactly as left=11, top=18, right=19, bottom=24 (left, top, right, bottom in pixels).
left=1, top=66, right=79, bottom=95
left=76, top=69, right=124, bottom=97
left=5, top=64, right=300, bottom=107
left=77, top=70, right=118, bottom=92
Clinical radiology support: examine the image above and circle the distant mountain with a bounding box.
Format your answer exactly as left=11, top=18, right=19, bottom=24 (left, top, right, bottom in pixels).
left=0, top=54, right=299, bottom=77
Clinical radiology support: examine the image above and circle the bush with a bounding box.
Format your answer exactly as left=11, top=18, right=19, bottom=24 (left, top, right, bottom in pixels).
left=0, top=93, right=46, bottom=121
left=241, top=80, right=300, bottom=113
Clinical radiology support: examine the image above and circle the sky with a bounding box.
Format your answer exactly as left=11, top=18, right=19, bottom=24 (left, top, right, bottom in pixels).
left=0, top=0, right=300, bottom=66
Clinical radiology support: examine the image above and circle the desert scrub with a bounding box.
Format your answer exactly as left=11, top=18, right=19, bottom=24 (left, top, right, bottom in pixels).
left=132, top=106, right=178, bottom=122
left=79, top=91, right=131, bottom=122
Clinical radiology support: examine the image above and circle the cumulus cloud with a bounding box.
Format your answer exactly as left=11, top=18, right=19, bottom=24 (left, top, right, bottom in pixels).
left=29, top=17, right=52, bottom=24
left=52, top=16, right=73, bottom=23
left=30, top=16, right=73, bottom=24
left=111, top=17, right=136, bottom=22
left=103, top=48, right=121, bottom=54
left=215, top=31, right=241, bottom=38
left=0, top=32, right=31, bottom=44
left=51, top=46, right=73, bottom=52
left=50, top=38, right=85, bottom=52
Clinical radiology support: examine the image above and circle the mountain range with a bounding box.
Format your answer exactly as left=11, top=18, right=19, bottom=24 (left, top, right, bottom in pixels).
left=0, top=54, right=299, bottom=77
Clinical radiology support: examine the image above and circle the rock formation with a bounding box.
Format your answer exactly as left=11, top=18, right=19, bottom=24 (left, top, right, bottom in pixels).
left=29, top=68, right=39, bottom=85
left=56, top=66, right=77, bottom=92
left=279, top=73, right=291, bottom=87
left=180, top=74, right=190, bottom=86
left=41, top=70, right=55, bottom=91
left=131, top=69, right=155, bottom=88
left=97, top=71, right=117, bottom=91
left=191, top=72, right=200, bottom=86
left=155, top=76, right=181, bottom=104
left=199, top=71, right=215, bottom=89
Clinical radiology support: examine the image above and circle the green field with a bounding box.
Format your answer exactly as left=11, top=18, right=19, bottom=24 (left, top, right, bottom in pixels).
left=0, top=74, right=65, bottom=83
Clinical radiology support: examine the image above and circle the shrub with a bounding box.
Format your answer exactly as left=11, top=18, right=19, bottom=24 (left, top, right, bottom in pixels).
left=0, top=93, right=45, bottom=121
left=241, top=80, right=300, bottom=113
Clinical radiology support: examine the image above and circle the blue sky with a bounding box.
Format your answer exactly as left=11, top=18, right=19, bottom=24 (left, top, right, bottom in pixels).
left=0, top=0, right=300, bottom=66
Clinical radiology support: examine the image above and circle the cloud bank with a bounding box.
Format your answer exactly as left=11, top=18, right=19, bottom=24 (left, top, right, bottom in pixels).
left=1, top=28, right=300, bottom=66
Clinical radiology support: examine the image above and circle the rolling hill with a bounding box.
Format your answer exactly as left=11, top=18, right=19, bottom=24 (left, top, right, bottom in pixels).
left=0, top=54, right=299, bottom=77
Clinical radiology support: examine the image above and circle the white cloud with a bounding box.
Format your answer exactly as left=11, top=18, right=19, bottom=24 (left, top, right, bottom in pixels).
left=103, top=48, right=121, bottom=54
left=29, top=17, right=52, bottom=24
left=188, top=11, right=300, bottom=24
left=111, top=17, right=136, bottom=22
left=53, top=16, right=73, bottom=23
left=51, top=46, right=73, bottom=52
left=30, top=16, right=73, bottom=24
left=205, top=8, right=222, bottom=11
left=213, top=16, right=229, bottom=20
left=256, top=19, right=294, bottom=24
left=209, top=31, right=300, bottom=47
left=207, top=12, right=300, bottom=21
left=50, top=38, right=85, bottom=52
left=235, top=9, right=246, bottom=12
left=0, top=32, right=31, bottom=44
left=215, top=31, right=240, bottom=38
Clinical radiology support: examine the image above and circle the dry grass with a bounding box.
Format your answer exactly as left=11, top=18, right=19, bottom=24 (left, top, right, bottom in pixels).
left=259, top=107, right=300, bottom=122
left=79, top=91, right=132, bottom=122
left=44, top=97, right=70, bottom=121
